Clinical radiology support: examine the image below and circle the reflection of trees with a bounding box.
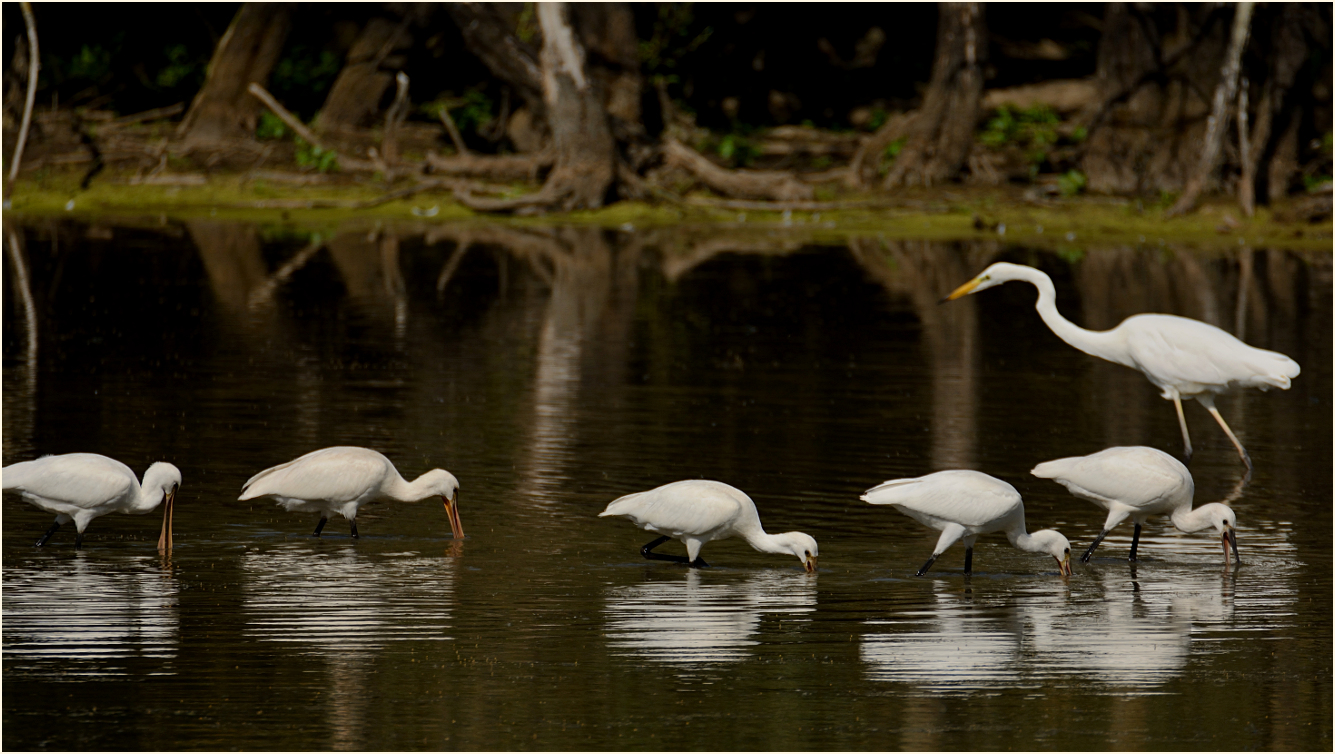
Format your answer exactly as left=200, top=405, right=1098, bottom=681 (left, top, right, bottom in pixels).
left=847, top=238, right=996, bottom=470
left=603, top=568, right=816, bottom=667
left=3, top=228, right=39, bottom=461
left=241, top=544, right=458, bottom=751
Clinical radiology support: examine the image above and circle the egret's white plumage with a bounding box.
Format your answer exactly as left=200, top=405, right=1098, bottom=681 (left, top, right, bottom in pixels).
left=239, top=447, right=462, bottom=539
left=2, top=453, right=179, bottom=550
left=599, top=480, right=818, bottom=572
left=1032, top=445, right=1238, bottom=564
left=861, top=470, right=1072, bottom=577
left=946, top=262, right=1300, bottom=468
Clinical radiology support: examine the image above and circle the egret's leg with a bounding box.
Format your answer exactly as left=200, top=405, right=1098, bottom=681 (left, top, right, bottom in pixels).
left=35, top=521, right=61, bottom=547
left=915, top=553, right=939, bottom=577
left=1082, top=529, right=1111, bottom=563
left=688, top=556, right=710, bottom=568
left=1198, top=395, right=1252, bottom=470
left=640, top=535, right=690, bottom=564
left=349, top=519, right=359, bottom=539
left=1173, top=396, right=1194, bottom=465
left=74, top=530, right=84, bottom=550
left=1128, top=522, right=1142, bottom=562
left=312, top=517, right=328, bottom=537
left=963, top=547, right=973, bottom=575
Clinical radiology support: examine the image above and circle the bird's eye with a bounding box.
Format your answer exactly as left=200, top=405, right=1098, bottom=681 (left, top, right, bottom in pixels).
left=1064, top=548, right=1070, bottom=554
left=804, top=550, right=810, bottom=557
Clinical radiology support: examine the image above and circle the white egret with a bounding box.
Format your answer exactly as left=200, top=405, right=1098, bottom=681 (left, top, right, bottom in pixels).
left=861, top=470, right=1072, bottom=577
left=2, top=453, right=179, bottom=550
left=1032, top=445, right=1238, bottom=565
left=599, top=480, right=818, bottom=572
left=239, top=447, right=462, bottom=539
left=945, top=262, right=1300, bottom=469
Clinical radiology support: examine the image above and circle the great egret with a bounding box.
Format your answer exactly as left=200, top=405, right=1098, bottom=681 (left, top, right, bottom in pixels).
left=239, top=447, right=462, bottom=539
left=861, top=469, right=1072, bottom=577
left=599, top=480, right=818, bottom=572
left=1032, top=445, right=1239, bottom=565
left=944, top=262, right=1300, bottom=469
left=2, top=453, right=179, bottom=550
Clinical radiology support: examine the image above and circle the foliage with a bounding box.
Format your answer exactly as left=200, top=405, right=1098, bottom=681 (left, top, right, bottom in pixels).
left=294, top=138, right=338, bottom=173
left=1057, top=169, right=1087, bottom=196
left=714, top=132, right=759, bottom=167
left=420, top=89, right=495, bottom=135
left=154, top=44, right=199, bottom=89
left=256, top=111, right=289, bottom=141
left=639, top=3, right=713, bottom=72
left=866, top=107, right=889, bottom=132
left=877, top=137, right=907, bottom=175
left=515, top=3, right=539, bottom=45
left=980, top=105, right=1060, bottom=156
left=271, top=47, right=341, bottom=97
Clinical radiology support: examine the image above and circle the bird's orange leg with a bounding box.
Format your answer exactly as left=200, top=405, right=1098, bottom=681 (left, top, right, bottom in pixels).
left=1173, top=396, right=1194, bottom=465
left=1198, top=395, right=1253, bottom=470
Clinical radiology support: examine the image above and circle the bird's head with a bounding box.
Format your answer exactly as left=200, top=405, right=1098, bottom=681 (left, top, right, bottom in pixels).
left=1031, top=528, right=1073, bottom=578
left=776, top=531, right=819, bottom=573
left=420, top=469, right=463, bottom=540
left=144, top=462, right=181, bottom=552
left=1197, top=502, right=1239, bottom=565
left=942, top=262, right=1033, bottom=302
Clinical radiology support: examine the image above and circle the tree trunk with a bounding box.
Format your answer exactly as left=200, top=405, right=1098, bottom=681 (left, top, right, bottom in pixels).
left=1168, top=2, right=1254, bottom=217
left=314, top=16, right=413, bottom=133
left=455, top=3, right=616, bottom=212
left=883, top=2, right=985, bottom=188
left=570, top=3, right=642, bottom=141
left=177, top=3, right=293, bottom=144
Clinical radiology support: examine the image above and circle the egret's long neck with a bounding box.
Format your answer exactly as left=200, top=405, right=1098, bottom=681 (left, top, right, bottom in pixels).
left=1019, top=267, right=1124, bottom=364
left=130, top=483, right=165, bottom=514
left=738, top=519, right=789, bottom=555
left=382, top=470, right=420, bottom=502
left=1003, top=524, right=1047, bottom=555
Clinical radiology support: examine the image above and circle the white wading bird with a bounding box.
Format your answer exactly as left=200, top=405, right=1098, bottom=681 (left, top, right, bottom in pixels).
left=861, top=470, right=1072, bottom=577
left=2, top=453, right=180, bottom=550
left=944, top=262, right=1300, bottom=469
left=600, top=480, right=818, bottom=572
left=240, top=447, right=462, bottom=539
left=1032, top=445, right=1239, bottom=565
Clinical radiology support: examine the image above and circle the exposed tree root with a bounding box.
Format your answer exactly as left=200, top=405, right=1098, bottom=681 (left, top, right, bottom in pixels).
left=662, top=137, right=814, bottom=202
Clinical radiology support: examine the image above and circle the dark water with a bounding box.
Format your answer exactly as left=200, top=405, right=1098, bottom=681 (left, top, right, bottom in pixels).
left=3, top=219, right=1330, bottom=750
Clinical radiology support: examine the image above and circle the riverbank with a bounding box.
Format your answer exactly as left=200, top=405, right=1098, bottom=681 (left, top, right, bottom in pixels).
left=4, top=167, right=1331, bottom=253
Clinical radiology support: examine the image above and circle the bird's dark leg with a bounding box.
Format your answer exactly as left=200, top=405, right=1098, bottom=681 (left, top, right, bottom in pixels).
left=1082, top=529, right=1111, bottom=563
left=640, top=535, right=690, bottom=564
left=915, top=553, right=939, bottom=577
left=963, top=546, right=973, bottom=575
left=74, top=530, right=84, bottom=550
left=349, top=519, right=359, bottom=539
left=35, top=521, right=61, bottom=547
left=1128, top=522, right=1142, bottom=562
left=312, top=516, right=328, bottom=537
left=688, top=557, right=710, bottom=568
left=1173, top=397, right=1194, bottom=465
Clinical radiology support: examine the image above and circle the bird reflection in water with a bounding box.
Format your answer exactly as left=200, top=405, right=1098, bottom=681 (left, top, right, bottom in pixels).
left=3, top=555, right=179, bottom=677
left=241, top=544, right=458, bottom=749
left=603, top=569, right=816, bottom=666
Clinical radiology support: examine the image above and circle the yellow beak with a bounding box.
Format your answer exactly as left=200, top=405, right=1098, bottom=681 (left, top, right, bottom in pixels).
left=444, top=493, right=464, bottom=540
left=157, top=486, right=176, bottom=551
left=942, top=277, right=983, bottom=303
left=804, top=555, right=818, bottom=573
left=1057, top=553, right=1072, bottom=578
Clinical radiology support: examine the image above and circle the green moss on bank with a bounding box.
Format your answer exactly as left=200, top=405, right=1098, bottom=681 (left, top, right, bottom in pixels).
left=4, top=167, right=1330, bottom=252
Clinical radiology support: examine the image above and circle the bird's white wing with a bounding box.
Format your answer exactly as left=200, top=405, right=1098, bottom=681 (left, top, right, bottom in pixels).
left=1032, top=447, right=1188, bottom=507
left=862, top=470, right=1019, bottom=528
left=600, top=480, right=745, bottom=537
left=2, top=454, right=136, bottom=509
left=240, top=447, right=389, bottom=503
left=1121, top=315, right=1298, bottom=393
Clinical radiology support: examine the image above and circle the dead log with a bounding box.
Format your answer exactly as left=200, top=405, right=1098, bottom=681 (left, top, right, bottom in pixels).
left=177, top=3, right=293, bottom=144
left=663, top=137, right=814, bottom=202
left=424, top=150, right=552, bottom=180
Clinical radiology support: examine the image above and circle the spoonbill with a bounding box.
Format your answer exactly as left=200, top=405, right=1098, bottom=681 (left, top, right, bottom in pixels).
left=599, top=480, right=818, bottom=572
left=1032, top=445, right=1239, bottom=565
left=239, top=447, right=462, bottom=539
left=944, top=262, right=1300, bottom=469
left=2, top=453, right=179, bottom=550
left=861, top=470, right=1072, bottom=577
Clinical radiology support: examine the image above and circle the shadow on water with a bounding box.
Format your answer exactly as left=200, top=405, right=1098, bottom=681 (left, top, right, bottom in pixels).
left=2, top=218, right=1331, bottom=750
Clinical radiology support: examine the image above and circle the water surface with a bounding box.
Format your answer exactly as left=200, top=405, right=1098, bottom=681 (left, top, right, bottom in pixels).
left=3, top=220, right=1330, bottom=750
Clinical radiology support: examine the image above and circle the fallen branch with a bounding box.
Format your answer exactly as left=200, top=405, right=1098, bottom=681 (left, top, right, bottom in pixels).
left=437, top=107, right=469, bottom=156
left=104, top=103, right=185, bottom=130
left=425, top=149, right=551, bottom=180
left=663, top=137, right=814, bottom=202
left=7, top=2, right=39, bottom=185
left=246, top=82, right=377, bottom=172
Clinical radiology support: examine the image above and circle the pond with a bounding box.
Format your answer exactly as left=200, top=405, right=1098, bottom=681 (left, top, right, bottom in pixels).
left=3, top=218, right=1331, bottom=750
